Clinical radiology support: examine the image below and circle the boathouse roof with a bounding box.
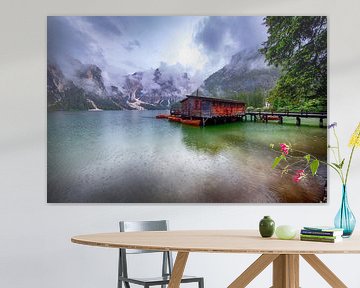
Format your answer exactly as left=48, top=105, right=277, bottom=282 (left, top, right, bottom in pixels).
left=180, top=95, right=246, bottom=105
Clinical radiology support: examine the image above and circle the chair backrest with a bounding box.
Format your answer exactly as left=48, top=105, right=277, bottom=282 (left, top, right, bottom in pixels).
left=119, top=220, right=169, bottom=254
left=120, top=220, right=168, bottom=232
left=118, top=220, right=174, bottom=282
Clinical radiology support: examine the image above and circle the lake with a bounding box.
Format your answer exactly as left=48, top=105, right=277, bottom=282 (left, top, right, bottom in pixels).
left=47, top=110, right=327, bottom=203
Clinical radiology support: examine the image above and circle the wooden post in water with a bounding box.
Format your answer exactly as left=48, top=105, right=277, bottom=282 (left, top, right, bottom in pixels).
left=296, top=117, right=301, bottom=126
left=279, top=116, right=283, bottom=125
left=319, top=118, right=324, bottom=128
left=265, top=115, right=268, bottom=124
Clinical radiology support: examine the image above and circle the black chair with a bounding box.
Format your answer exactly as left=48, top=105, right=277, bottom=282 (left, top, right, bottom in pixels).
left=118, top=220, right=204, bottom=288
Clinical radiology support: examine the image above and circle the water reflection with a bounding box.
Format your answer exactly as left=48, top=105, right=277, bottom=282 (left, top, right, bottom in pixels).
left=180, top=121, right=327, bottom=203
left=48, top=111, right=327, bottom=203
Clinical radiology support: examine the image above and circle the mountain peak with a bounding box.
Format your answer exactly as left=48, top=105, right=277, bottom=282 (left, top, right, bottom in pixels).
left=199, top=49, right=279, bottom=98
left=228, top=49, right=268, bottom=71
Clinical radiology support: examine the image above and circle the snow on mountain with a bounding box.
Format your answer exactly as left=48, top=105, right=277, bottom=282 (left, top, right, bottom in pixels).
left=47, top=49, right=279, bottom=111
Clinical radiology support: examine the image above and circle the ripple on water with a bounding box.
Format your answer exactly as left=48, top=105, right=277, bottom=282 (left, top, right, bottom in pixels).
left=47, top=110, right=327, bottom=203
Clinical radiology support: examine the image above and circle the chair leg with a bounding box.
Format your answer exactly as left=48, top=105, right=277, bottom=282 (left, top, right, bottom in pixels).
left=198, top=278, right=204, bottom=288
left=118, top=249, right=122, bottom=288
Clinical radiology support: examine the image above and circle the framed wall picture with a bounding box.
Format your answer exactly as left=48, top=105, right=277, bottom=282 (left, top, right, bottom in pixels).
left=47, top=16, right=327, bottom=203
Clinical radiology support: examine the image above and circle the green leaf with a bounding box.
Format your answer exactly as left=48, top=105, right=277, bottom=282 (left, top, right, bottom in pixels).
left=310, top=159, right=320, bottom=176
left=272, top=156, right=282, bottom=169
left=332, top=159, right=345, bottom=169
left=332, top=162, right=341, bottom=169
left=304, top=154, right=311, bottom=163
left=332, top=160, right=345, bottom=169
left=339, top=159, right=345, bottom=169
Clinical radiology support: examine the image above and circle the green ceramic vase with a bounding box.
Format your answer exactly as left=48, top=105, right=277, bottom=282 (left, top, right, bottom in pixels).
left=259, top=216, right=275, bottom=238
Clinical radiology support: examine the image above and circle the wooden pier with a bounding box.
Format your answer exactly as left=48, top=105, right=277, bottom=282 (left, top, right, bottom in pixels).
left=245, top=111, right=327, bottom=127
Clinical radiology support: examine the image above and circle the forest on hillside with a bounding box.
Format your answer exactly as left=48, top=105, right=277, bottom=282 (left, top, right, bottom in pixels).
left=259, top=16, right=327, bottom=112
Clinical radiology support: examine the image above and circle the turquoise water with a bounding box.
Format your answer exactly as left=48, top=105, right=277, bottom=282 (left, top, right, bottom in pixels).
left=47, top=110, right=327, bottom=203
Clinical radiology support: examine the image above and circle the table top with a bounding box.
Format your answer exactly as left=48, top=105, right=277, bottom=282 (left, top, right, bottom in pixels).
left=71, top=230, right=360, bottom=254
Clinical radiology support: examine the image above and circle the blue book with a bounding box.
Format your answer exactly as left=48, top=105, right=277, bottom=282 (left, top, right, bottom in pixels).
left=302, top=226, right=343, bottom=236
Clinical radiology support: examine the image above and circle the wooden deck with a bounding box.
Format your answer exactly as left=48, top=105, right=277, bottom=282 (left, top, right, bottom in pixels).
left=245, top=111, right=327, bottom=127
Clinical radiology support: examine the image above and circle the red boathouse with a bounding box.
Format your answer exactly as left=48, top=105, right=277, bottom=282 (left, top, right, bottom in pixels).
left=179, top=95, right=246, bottom=126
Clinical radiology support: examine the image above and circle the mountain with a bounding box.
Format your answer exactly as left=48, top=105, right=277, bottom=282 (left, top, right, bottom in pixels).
left=73, top=62, right=107, bottom=97
left=47, top=60, right=194, bottom=111
left=198, top=50, right=279, bottom=99
left=47, top=50, right=279, bottom=111
left=47, top=61, right=132, bottom=111
left=47, top=63, right=89, bottom=111
left=121, top=68, right=192, bottom=110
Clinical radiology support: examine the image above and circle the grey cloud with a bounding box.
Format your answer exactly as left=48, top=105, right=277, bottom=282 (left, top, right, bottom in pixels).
left=82, top=16, right=122, bottom=37
left=47, top=16, right=267, bottom=89
left=47, top=17, right=88, bottom=63
left=47, top=17, right=106, bottom=78
left=124, top=40, right=141, bottom=51
left=194, top=16, right=267, bottom=62
left=195, top=17, right=227, bottom=53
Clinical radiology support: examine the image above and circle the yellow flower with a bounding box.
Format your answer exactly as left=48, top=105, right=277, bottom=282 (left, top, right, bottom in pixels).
left=349, top=122, right=360, bottom=147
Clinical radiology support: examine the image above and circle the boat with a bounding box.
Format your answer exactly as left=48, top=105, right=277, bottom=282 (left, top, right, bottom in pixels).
left=264, top=116, right=280, bottom=121
left=156, top=114, right=170, bottom=119
left=167, top=116, right=201, bottom=126
left=180, top=119, right=201, bottom=126
left=168, top=116, right=182, bottom=123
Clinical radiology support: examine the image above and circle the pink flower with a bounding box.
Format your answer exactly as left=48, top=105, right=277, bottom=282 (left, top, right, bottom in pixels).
left=280, top=143, right=289, bottom=155
left=293, top=170, right=306, bottom=183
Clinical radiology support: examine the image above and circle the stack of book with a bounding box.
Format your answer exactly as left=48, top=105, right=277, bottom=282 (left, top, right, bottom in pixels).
left=300, top=226, right=344, bottom=243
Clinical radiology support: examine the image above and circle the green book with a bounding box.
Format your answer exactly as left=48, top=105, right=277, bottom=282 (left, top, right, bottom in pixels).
left=300, top=234, right=339, bottom=240
left=300, top=236, right=342, bottom=243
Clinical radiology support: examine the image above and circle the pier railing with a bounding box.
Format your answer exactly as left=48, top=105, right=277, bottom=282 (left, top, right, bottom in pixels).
left=246, top=111, right=327, bottom=118
left=245, top=111, right=327, bottom=127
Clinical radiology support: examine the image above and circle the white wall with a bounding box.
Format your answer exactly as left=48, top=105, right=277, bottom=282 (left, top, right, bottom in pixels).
left=1, top=0, right=360, bottom=287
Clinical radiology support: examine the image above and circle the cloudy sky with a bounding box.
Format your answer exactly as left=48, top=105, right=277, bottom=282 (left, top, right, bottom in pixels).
left=48, top=16, right=267, bottom=86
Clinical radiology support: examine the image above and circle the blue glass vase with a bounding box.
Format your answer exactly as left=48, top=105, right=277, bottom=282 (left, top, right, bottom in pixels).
left=334, top=185, right=356, bottom=237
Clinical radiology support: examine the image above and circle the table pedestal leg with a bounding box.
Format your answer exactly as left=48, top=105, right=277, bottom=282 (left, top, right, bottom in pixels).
left=228, top=254, right=279, bottom=288
left=227, top=253, right=348, bottom=288
left=301, top=254, right=347, bottom=288
left=272, top=254, right=299, bottom=288
left=168, top=252, right=189, bottom=288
